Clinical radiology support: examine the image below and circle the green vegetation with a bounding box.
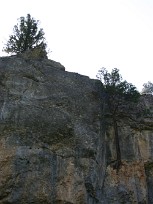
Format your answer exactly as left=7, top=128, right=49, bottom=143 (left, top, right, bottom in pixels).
left=97, top=67, right=140, bottom=169
left=3, top=14, right=47, bottom=54
left=145, top=162, right=153, bottom=172
left=141, top=81, right=153, bottom=95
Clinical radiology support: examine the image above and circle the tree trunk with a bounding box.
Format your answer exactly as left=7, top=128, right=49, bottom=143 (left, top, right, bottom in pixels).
left=113, top=117, right=121, bottom=170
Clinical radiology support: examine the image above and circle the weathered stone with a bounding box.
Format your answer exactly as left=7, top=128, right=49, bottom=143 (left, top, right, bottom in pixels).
left=103, top=95, right=153, bottom=204
left=19, top=46, right=48, bottom=60
left=0, top=54, right=105, bottom=204
left=0, top=54, right=153, bottom=203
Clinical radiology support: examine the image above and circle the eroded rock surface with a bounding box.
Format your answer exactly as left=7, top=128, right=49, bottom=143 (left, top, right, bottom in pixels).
left=0, top=54, right=153, bottom=204
left=0, top=55, right=105, bottom=204
left=103, top=95, right=153, bottom=204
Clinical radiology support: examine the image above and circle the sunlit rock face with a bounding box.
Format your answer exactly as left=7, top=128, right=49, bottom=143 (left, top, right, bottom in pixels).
left=0, top=54, right=105, bottom=204
left=0, top=53, right=153, bottom=204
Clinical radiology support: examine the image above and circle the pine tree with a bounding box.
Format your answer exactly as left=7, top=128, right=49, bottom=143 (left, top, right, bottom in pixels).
left=3, top=14, right=47, bottom=54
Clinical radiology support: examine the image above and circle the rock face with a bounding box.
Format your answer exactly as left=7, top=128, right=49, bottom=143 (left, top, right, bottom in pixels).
left=0, top=54, right=153, bottom=203
left=0, top=55, right=105, bottom=204
left=102, top=95, right=153, bottom=204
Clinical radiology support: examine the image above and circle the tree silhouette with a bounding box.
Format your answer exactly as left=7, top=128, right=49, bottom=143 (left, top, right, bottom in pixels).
left=3, top=14, right=47, bottom=54
left=97, top=67, right=140, bottom=169
left=142, top=81, right=153, bottom=95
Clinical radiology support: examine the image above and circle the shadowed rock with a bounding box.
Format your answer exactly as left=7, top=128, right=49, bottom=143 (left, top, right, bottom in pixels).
left=0, top=54, right=105, bottom=204
left=0, top=53, right=153, bottom=203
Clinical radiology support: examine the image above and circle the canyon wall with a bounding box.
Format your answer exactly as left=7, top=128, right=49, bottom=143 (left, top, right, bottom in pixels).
left=103, top=95, right=153, bottom=203
left=0, top=54, right=153, bottom=203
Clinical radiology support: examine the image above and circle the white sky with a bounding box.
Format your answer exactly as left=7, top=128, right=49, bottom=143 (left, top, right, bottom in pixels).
left=0, top=0, right=153, bottom=91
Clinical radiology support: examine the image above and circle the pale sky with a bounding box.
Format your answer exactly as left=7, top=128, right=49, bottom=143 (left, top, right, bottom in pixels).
left=0, top=0, right=153, bottom=91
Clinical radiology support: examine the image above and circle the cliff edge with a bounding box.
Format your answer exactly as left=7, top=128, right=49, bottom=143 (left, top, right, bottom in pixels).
left=0, top=54, right=153, bottom=203
left=0, top=54, right=105, bottom=204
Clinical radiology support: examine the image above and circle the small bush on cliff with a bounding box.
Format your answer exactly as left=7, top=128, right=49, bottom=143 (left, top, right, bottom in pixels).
left=141, top=81, right=153, bottom=95
left=3, top=14, right=47, bottom=55
left=97, top=67, right=140, bottom=169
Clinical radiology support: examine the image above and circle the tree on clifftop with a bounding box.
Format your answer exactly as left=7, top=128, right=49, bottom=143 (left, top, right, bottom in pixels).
left=141, top=81, right=153, bottom=95
left=97, top=68, right=140, bottom=169
left=3, top=14, right=47, bottom=54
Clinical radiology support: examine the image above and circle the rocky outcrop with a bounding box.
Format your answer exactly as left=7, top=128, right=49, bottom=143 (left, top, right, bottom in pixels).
left=103, top=95, right=153, bottom=204
left=0, top=54, right=105, bottom=204
left=0, top=54, right=153, bottom=203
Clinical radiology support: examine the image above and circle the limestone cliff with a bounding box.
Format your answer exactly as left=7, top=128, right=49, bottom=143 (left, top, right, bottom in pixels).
left=103, top=94, right=153, bottom=203
left=0, top=54, right=105, bottom=204
left=0, top=54, right=153, bottom=204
